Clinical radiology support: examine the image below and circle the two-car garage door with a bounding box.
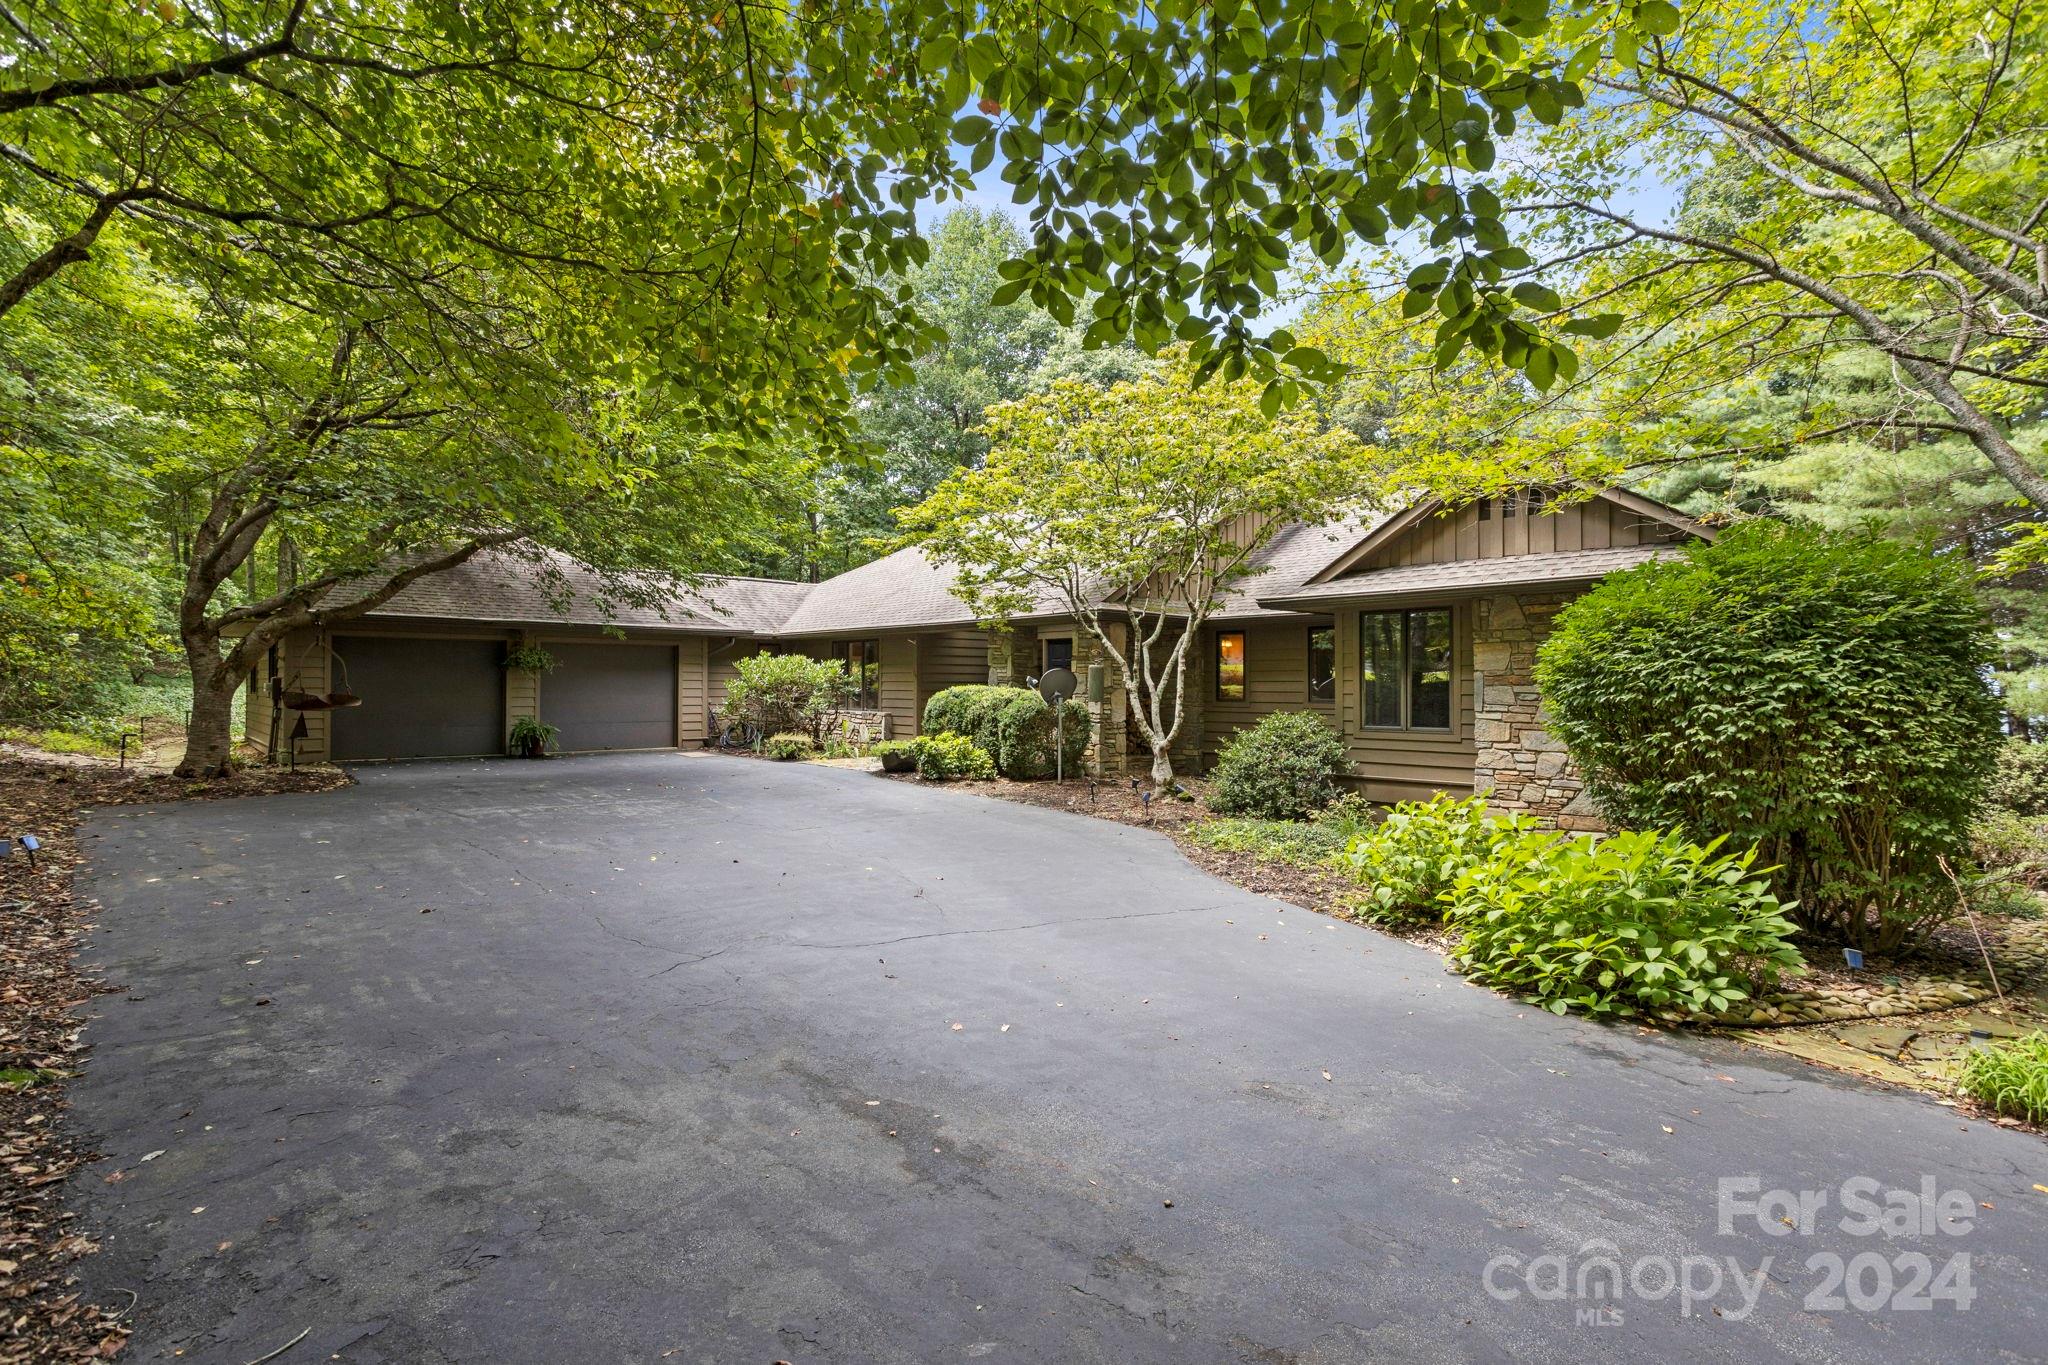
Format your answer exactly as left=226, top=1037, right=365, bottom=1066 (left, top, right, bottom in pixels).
left=327, top=635, right=677, bottom=761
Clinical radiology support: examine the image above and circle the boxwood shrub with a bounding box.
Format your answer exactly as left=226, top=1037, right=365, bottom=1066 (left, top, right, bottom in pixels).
left=1207, top=711, right=1351, bottom=821
left=1536, top=521, right=2002, bottom=952
left=922, top=685, right=1021, bottom=757
left=995, top=692, right=1091, bottom=779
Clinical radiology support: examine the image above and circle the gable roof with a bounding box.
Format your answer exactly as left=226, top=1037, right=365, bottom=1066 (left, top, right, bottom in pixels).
left=1303, top=487, right=1712, bottom=585
left=1260, top=545, right=1685, bottom=608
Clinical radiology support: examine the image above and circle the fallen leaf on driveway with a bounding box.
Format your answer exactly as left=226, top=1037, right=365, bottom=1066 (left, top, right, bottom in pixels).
left=139, top=1150, right=164, bottom=1162
left=1322, top=1071, right=1332, bottom=1082
left=950, top=1023, right=963, bottom=1032
left=1661, top=1125, right=1675, bottom=1135
left=189, top=1206, right=205, bottom=1214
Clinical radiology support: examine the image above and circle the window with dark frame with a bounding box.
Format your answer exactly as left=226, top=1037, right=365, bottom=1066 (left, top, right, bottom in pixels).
left=1359, top=609, right=1453, bottom=731
left=1042, top=636, right=1074, bottom=675
left=1307, top=627, right=1336, bottom=702
left=837, top=639, right=880, bottom=707
left=1215, top=630, right=1246, bottom=701
left=1476, top=498, right=1491, bottom=521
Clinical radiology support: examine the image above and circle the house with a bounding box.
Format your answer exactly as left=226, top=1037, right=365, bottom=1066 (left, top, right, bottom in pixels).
left=246, top=487, right=1710, bottom=826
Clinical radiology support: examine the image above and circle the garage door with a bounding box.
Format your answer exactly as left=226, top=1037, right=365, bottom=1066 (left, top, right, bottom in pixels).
left=329, top=636, right=504, bottom=761
left=544, top=642, right=677, bottom=752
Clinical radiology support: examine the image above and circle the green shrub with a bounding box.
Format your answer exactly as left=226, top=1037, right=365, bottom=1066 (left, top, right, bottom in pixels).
left=762, top=732, right=819, bottom=761
left=994, top=691, right=1091, bottom=779
left=1972, top=808, right=2048, bottom=888
left=1989, top=739, right=2048, bottom=816
left=1536, top=521, right=2002, bottom=953
left=1185, top=817, right=1351, bottom=867
left=719, top=651, right=853, bottom=740
left=1207, top=711, right=1351, bottom=821
left=1956, top=1032, right=2048, bottom=1124
left=1335, top=793, right=1530, bottom=924
left=1446, top=830, right=1805, bottom=1019
left=922, top=685, right=1022, bottom=756
left=911, top=730, right=995, bottom=781
left=1314, top=791, right=1381, bottom=838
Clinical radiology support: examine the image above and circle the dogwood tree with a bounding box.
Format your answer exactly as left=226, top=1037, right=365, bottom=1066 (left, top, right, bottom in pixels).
left=899, top=365, right=1367, bottom=784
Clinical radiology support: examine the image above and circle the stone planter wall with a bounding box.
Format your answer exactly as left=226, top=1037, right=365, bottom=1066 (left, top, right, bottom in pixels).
left=1471, top=592, right=1603, bottom=831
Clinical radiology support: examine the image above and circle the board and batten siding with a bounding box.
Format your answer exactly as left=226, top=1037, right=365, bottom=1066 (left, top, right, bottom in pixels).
left=916, top=628, right=992, bottom=729
left=1332, top=604, right=1477, bottom=803
left=1358, top=494, right=1686, bottom=570
left=1198, top=619, right=1335, bottom=764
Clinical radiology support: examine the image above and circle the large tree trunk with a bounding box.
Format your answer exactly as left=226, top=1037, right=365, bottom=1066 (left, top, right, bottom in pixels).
left=176, top=634, right=244, bottom=778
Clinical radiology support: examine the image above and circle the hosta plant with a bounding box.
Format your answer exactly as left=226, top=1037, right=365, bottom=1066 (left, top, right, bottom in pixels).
left=1446, top=829, right=1805, bottom=1019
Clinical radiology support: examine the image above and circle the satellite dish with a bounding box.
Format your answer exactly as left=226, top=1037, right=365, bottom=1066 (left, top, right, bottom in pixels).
left=1038, top=667, right=1078, bottom=704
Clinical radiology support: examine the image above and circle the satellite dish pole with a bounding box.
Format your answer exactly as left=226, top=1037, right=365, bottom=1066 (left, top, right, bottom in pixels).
left=1037, top=667, right=1079, bottom=784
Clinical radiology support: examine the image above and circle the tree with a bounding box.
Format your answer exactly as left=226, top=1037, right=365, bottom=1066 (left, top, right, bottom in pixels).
left=899, top=363, right=1366, bottom=783
left=1, top=0, right=1650, bottom=402
left=1471, top=0, right=2048, bottom=524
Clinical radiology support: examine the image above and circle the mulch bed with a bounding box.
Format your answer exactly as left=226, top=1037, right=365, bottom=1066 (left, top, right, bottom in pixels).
left=0, top=756, right=349, bottom=1363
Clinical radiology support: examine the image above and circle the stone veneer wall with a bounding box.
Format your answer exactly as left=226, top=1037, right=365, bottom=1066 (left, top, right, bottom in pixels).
left=1471, top=592, right=1603, bottom=831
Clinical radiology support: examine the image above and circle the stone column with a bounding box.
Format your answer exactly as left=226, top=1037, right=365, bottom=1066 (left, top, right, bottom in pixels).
left=985, top=624, right=1039, bottom=687
left=1069, top=623, right=1129, bottom=776
left=1471, top=593, right=1602, bottom=830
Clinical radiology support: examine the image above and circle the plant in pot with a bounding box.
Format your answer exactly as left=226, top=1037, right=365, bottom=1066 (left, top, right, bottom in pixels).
left=508, top=717, right=559, bottom=758
left=504, top=643, right=558, bottom=674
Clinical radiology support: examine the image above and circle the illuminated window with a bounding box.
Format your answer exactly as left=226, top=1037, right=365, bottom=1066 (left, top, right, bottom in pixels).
left=1215, top=630, right=1246, bottom=702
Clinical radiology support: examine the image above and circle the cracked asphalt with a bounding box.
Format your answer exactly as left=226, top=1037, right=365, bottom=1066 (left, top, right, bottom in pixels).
left=70, top=753, right=2048, bottom=1363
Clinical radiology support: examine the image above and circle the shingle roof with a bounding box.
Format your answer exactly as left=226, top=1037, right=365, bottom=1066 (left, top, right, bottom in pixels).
left=1259, top=545, right=1681, bottom=608
left=770, top=548, right=983, bottom=637
left=1214, top=514, right=1387, bottom=620
left=364, top=548, right=808, bottom=636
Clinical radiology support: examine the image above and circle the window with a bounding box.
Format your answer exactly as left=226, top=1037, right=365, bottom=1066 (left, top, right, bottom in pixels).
left=1307, top=628, right=1335, bottom=702
left=1501, top=492, right=1518, bottom=518
left=1042, top=636, right=1074, bottom=676
left=1359, top=609, right=1453, bottom=731
left=1476, top=498, right=1491, bottom=521
left=1215, top=630, right=1246, bottom=701
left=837, top=639, right=880, bottom=707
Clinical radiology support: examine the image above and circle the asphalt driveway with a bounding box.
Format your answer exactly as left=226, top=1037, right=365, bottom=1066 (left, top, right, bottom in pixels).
left=71, top=754, right=2047, bottom=1363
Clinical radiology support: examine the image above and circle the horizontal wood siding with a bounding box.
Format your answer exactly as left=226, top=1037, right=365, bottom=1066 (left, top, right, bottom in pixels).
left=916, top=628, right=990, bottom=731
left=878, top=635, right=919, bottom=739
left=505, top=639, right=539, bottom=747
left=1332, top=604, right=1477, bottom=803
left=1361, top=493, right=1686, bottom=569
left=677, top=636, right=708, bottom=743
left=707, top=639, right=752, bottom=717
left=1199, top=620, right=1336, bottom=764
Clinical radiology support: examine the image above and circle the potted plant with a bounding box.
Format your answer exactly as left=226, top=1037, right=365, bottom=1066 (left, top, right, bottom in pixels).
left=504, top=643, right=558, bottom=674
left=508, top=717, right=559, bottom=758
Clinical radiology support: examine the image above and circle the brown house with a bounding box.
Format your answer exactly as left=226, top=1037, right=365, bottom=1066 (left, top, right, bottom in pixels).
left=248, top=488, right=1710, bottom=826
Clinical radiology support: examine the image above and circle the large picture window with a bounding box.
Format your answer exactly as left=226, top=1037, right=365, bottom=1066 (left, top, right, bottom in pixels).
left=1359, top=609, right=1453, bottom=731
left=1215, top=630, right=1246, bottom=701
left=837, top=639, right=880, bottom=707
left=1307, top=627, right=1335, bottom=702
